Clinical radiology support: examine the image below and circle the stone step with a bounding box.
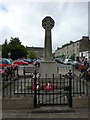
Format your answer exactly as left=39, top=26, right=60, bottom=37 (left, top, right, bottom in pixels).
left=31, top=106, right=75, bottom=113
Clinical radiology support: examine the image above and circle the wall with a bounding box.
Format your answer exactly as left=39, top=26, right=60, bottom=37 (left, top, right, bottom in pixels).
left=73, top=96, right=89, bottom=108
left=57, top=64, right=73, bottom=75
left=80, top=37, right=90, bottom=52
left=26, top=47, right=44, bottom=58
left=2, top=97, right=34, bottom=110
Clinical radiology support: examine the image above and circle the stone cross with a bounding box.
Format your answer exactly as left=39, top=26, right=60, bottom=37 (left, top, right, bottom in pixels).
left=42, top=16, right=55, bottom=61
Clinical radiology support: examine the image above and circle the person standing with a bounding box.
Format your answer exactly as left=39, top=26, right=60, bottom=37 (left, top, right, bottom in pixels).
left=83, top=58, right=89, bottom=80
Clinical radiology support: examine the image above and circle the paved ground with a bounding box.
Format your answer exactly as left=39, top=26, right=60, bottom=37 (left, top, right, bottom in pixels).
left=2, top=107, right=89, bottom=119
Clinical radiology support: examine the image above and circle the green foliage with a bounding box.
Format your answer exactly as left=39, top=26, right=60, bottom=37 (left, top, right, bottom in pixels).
left=2, top=39, right=9, bottom=58
left=2, top=37, right=27, bottom=59
left=2, top=45, right=8, bottom=58
left=9, top=37, right=21, bottom=45
left=28, top=50, right=37, bottom=59
left=4, top=39, right=8, bottom=45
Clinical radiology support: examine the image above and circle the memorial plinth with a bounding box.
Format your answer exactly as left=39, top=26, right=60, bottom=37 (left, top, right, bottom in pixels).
left=39, top=16, right=57, bottom=77
left=39, top=61, right=57, bottom=78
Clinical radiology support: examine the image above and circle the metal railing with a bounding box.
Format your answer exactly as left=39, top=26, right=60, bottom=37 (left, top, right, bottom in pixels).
left=2, top=69, right=89, bottom=109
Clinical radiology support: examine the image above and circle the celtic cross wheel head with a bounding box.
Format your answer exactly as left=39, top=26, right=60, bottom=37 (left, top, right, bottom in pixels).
left=42, top=16, right=55, bottom=30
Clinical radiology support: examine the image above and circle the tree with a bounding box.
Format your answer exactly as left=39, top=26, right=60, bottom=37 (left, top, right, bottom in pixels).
left=2, top=39, right=9, bottom=58
left=4, top=39, right=8, bottom=45
left=2, top=37, right=27, bottom=59
left=2, top=45, right=8, bottom=58
left=9, top=37, right=21, bottom=45
left=28, top=50, right=37, bottom=59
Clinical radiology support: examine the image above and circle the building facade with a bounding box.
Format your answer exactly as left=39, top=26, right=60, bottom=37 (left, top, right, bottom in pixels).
left=55, top=36, right=90, bottom=60
left=26, top=46, right=44, bottom=58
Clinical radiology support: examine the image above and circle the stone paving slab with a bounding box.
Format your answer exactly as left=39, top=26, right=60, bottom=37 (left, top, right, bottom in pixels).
left=2, top=112, right=89, bottom=119
left=2, top=108, right=89, bottom=119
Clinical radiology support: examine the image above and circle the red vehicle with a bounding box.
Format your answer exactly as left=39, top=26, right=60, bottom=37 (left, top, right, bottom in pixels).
left=72, top=61, right=84, bottom=70
left=0, top=58, right=12, bottom=67
left=0, top=58, right=12, bottom=75
left=13, top=60, right=28, bottom=65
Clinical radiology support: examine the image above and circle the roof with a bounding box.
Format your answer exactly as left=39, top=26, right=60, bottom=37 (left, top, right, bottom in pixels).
left=26, top=46, right=44, bottom=51
left=55, top=36, right=90, bottom=51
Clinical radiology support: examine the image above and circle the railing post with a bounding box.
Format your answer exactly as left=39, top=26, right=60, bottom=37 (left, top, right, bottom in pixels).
left=16, top=66, right=19, bottom=77
left=23, top=67, right=25, bottom=76
left=34, top=69, right=37, bottom=108
left=79, top=74, right=82, bottom=96
left=72, top=65, right=74, bottom=75
left=68, top=70, right=72, bottom=107
left=2, top=80, right=4, bottom=97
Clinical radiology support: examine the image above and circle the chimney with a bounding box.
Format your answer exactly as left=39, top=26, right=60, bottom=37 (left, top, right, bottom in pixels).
left=82, top=36, right=89, bottom=40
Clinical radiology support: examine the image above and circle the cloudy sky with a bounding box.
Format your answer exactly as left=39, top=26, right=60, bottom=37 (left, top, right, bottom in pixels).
left=0, top=1, right=88, bottom=52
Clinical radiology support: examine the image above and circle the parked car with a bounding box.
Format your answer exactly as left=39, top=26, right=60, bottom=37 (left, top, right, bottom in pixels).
left=23, top=59, right=33, bottom=64
left=72, top=61, right=84, bottom=70
left=55, top=58, right=64, bottom=64
left=13, top=60, right=28, bottom=65
left=63, top=59, right=73, bottom=65
left=0, top=58, right=12, bottom=67
left=33, top=59, right=41, bottom=67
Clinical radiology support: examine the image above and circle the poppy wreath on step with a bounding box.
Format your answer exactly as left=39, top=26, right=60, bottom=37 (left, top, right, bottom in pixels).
left=43, top=83, right=54, bottom=91
left=32, top=82, right=42, bottom=91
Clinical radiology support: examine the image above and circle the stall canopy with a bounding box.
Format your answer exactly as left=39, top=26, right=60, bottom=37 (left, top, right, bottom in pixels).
left=65, top=54, right=75, bottom=59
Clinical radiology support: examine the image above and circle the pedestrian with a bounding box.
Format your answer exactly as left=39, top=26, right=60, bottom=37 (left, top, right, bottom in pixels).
left=87, top=65, right=90, bottom=80
left=83, top=58, right=89, bottom=80
left=84, top=58, right=87, bottom=65
left=84, top=58, right=89, bottom=70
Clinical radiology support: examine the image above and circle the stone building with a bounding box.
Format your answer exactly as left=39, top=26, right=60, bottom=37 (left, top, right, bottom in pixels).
left=26, top=46, right=44, bottom=58
left=55, top=36, right=90, bottom=60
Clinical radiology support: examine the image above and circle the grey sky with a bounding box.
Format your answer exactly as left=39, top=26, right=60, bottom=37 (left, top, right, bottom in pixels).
left=0, top=2, right=88, bottom=52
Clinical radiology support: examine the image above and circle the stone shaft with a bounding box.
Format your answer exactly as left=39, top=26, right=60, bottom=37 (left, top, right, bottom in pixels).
left=44, top=30, right=52, bottom=61
left=42, top=16, right=55, bottom=61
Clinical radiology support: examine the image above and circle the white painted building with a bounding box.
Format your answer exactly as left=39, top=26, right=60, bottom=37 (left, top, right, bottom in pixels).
left=54, top=36, right=90, bottom=61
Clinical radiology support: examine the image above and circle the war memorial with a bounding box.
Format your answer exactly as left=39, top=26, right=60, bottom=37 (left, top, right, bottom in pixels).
left=1, top=16, right=89, bottom=119
left=39, top=16, right=57, bottom=77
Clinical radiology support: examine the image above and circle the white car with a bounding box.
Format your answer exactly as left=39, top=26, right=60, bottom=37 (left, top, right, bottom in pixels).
left=63, top=59, right=72, bottom=65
